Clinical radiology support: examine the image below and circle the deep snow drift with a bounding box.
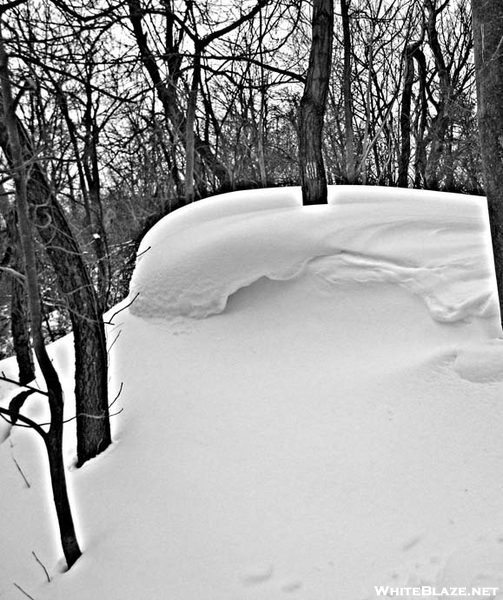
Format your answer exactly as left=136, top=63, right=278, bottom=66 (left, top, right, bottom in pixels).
left=1, top=186, right=503, bottom=600
left=129, top=186, right=496, bottom=323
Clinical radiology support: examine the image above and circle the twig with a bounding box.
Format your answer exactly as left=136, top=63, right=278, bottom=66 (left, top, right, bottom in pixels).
left=107, top=329, right=122, bottom=354
left=32, top=551, right=51, bottom=583
left=37, top=407, right=123, bottom=428
left=136, top=245, right=151, bottom=259
left=105, top=293, right=139, bottom=325
left=75, top=409, right=124, bottom=420
left=0, top=373, right=48, bottom=396
left=0, top=266, right=26, bottom=282
left=0, top=407, right=48, bottom=439
left=109, top=382, right=123, bottom=409
left=13, top=583, right=35, bottom=600
left=0, top=411, right=35, bottom=429
left=11, top=453, right=30, bottom=488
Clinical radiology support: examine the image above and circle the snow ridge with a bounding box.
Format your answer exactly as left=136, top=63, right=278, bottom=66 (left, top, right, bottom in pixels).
left=128, top=186, right=496, bottom=323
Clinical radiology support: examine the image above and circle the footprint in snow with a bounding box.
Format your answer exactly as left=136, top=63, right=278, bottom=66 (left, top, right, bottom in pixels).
left=281, top=580, right=303, bottom=593
left=239, top=564, right=302, bottom=594
left=240, top=563, right=274, bottom=586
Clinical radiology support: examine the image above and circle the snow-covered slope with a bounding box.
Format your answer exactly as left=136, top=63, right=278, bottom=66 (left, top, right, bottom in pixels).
left=1, top=186, right=503, bottom=600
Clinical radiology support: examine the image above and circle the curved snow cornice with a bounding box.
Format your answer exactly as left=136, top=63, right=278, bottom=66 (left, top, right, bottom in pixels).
left=128, top=186, right=496, bottom=323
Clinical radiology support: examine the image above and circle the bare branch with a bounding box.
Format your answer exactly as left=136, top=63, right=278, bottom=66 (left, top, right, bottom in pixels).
left=200, top=0, right=269, bottom=49
left=0, top=265, right=25, bottom=281
left=13, top=583, right=35, bottom=600
left=0, top=372, right=48, bottom=396
left=11, top=453, right=30, bottom=488
left=32, top=551, right=51, bottom=583
left=105, top=293, right=139, bottom=325
left=0, top=406, right=48, bottom=439
left=0, top=0, right=29, bottom=16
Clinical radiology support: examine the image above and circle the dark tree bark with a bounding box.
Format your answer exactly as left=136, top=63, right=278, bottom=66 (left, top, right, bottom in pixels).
left=4, top=210, right=35, bottom=383
left=399, top=40, right=423, bottom=188
left=398, top=44, right=415, bottom=188
left=0, top=37, right=81, bottom=569
left=299, top=0, right=334, bottom=205
left=53, top=77, right=110, bottom=311
left=472, top=0, right=503, bottom=329
left=11, top=273, right=35, bottom=383
left=0, top=83, right=111, bottom=468
left=185, top=49, right=202, bottom=204
left=82, top=71, right=110, bottom=311
left=44, top=430, right=82, bottom=568
left=413, top=48, right=427, bottom=188
left=340, top=0, right=355, bottom=184
left=424, top=0, right=452, bottom=190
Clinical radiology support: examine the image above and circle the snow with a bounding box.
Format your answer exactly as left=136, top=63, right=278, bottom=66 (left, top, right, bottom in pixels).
left=129, top=186, right=495, bottom=322
left=2, top=185, right=503, bottom=600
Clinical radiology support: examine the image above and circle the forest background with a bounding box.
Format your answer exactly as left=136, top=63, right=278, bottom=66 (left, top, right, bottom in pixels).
left=0, top=0, right=478, bottom=358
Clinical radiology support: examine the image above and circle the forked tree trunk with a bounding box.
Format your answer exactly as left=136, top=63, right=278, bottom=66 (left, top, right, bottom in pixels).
left=298, top=0, right=333, bottom=205
left=0, top=37, right=81, bottom=569
left=0, top=79, right=111, bottom=468
left=472, top=0, right=503, bottom=329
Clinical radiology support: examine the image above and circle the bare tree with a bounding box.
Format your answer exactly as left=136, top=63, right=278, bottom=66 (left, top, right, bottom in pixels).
left=472, top=0, right=503, bottom=328
left=424, top=0, right=474, bottom=190
left=0, top=7, right=112, bottom=466
left=127, top=0, right=232, bottom=202
left=340, top=0, right=356, bottom=183
left=0, top=29, right=81, bottom=569
left=399, top=35, right=424, bottom=187
left=299, top=0, right=334, bottom=205
left=0, top=184, right=35, bottom=383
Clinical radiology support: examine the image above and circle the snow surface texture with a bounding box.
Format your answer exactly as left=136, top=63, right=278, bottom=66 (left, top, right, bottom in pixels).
left=129, top=186, right=496, bottom=324
left=2, top=186, right=503, bottom=600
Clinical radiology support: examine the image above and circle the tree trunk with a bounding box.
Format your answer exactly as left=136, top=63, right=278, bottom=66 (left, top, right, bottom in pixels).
left=299, top=0, right=334, bottom=205
left=399, top=41, right=423, bottom=188
left=185, top=52, right=201, bottom=204
left=257, top=9, right=268, bottom=188
left=54, top=80, right=110, bottom=311
left=425, top=0, right=451, bottom=190
left=0, top=90, right=111, bottom=468
left=472, top=0, right=503, bottom=329
left=413, top=49, right=427, bottom=188
left=0, top=38, right=82, bottom=569
left=83, top=73, right=111, bottom=311
left=11, top=274, right=35, bottom=383
left=44, top=427, right=82, bottom=568
left=398, top=45, right=415, bottom=187
left=5, top=210, right=35, bottom=383
left=340, top=0, right=356, bottom=184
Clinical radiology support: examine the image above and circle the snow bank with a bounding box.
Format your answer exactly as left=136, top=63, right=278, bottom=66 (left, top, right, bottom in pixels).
left=3, top=185, right=503, bottom=600
left=129, top=186, right=497, bottom=323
